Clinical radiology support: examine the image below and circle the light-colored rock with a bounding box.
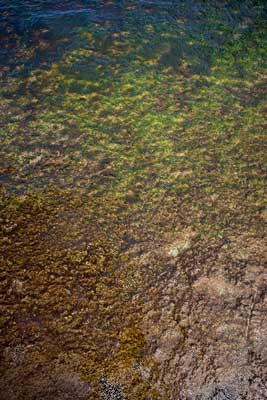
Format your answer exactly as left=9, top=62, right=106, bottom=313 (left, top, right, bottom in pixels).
left=168, top=239, right=191, bottom=257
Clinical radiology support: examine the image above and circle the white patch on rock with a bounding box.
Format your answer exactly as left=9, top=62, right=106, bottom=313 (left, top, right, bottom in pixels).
left=168, top=240, right=191, bottom=257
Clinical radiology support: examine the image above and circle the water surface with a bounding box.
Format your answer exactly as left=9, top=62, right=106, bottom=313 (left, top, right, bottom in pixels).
left=1, top=1, right=267, bottom=399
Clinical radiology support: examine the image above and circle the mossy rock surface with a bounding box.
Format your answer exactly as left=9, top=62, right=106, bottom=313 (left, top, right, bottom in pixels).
left=1, top=1, right=267, bottom=399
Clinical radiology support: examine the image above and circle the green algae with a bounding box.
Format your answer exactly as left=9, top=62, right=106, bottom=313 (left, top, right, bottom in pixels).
left=1, top=1, right=267, bottom=399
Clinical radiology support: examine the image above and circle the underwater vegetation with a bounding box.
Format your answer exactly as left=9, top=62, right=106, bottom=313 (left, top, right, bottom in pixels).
left=1, top=1, right=267, bottom=399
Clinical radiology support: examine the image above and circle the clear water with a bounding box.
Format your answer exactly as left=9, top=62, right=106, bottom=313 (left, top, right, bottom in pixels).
left=1, top=1, right=267, bottom=399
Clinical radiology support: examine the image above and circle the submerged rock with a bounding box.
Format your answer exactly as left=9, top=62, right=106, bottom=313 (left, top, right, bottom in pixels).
left=166, top=229, right=196, bottom=258
left=99, top=377, right=125, bottom=400
left=199, top=386, right=239, bottom=400
left=168, top=239, right=191, bottom=257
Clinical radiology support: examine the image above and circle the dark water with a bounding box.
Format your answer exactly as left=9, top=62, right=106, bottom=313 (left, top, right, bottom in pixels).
left=1, top=1, right=267, bottom=400
left=1, top=1, right=262, bottom=79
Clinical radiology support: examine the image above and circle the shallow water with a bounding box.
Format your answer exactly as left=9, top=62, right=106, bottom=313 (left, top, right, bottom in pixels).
left=1, top=1, right=267, bottom=399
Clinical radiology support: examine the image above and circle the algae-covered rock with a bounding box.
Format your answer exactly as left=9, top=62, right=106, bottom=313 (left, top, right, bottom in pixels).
left=1, top=1, right=267, bottom=399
